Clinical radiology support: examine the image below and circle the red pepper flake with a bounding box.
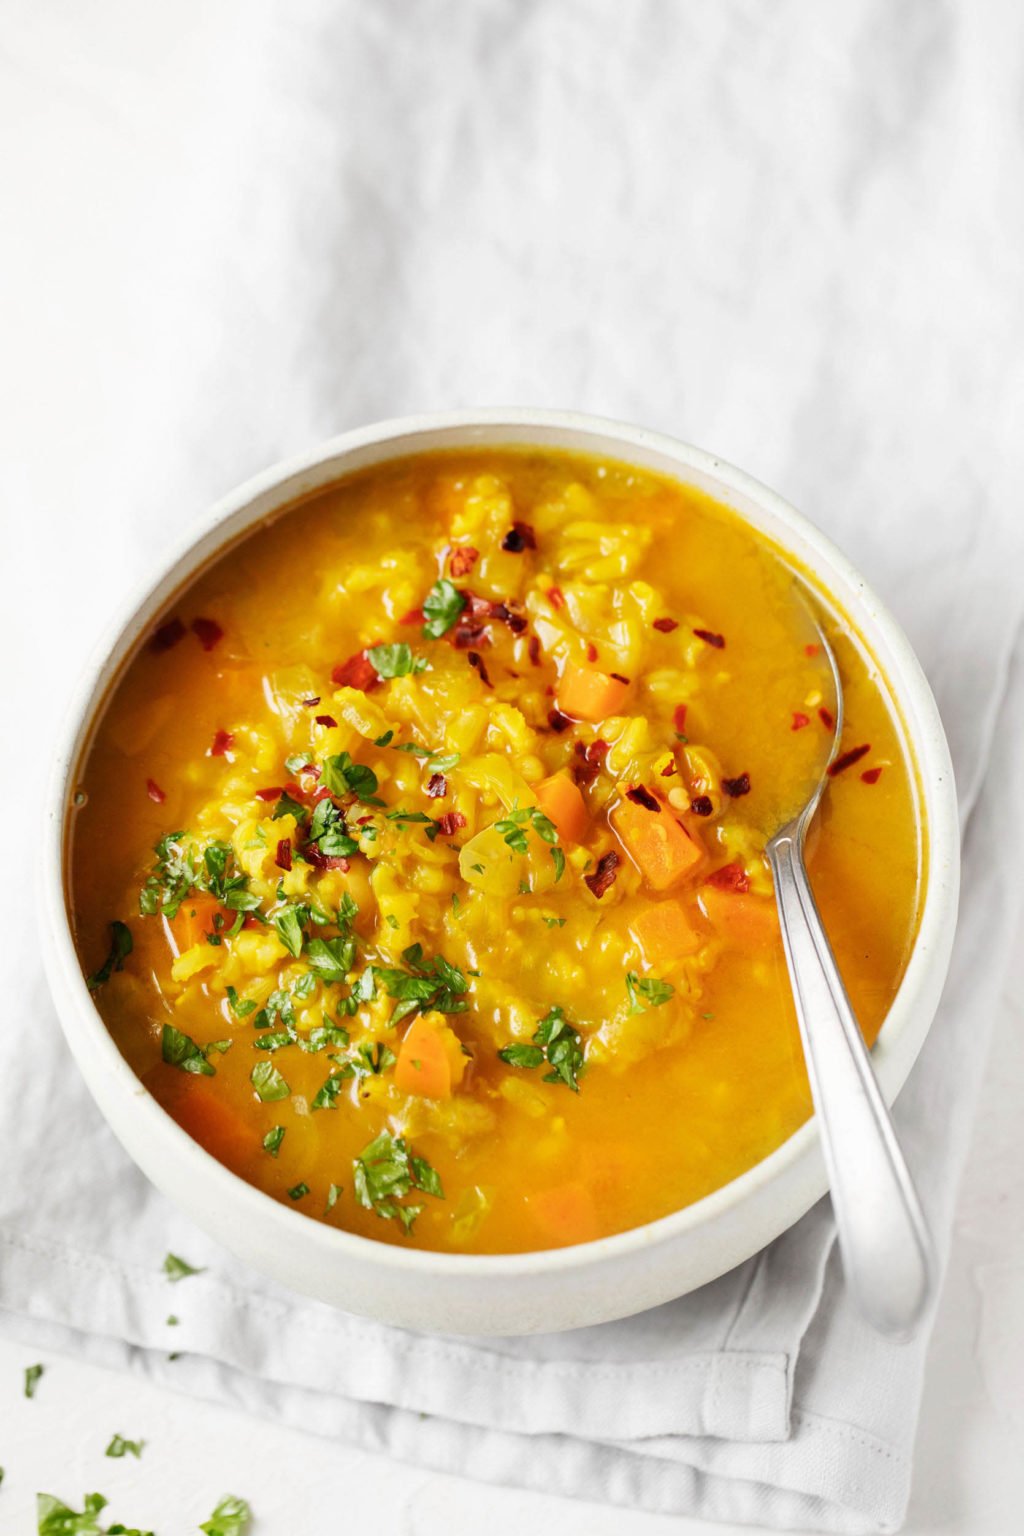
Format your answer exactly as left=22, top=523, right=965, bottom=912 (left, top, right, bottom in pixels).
left=584, top=850, right=620, bottom=899
left=448, top=545, right=479, bottom=577
left=332, top=651, right=380, bottom=692
left=586, top=642, right=599, bottom=663
left=528, top=635, right=542, bottom=667
left=355, top=814, right=374, bottom=825
left=673, top=704, right=688, bottom=733
left=693, top=628, right=725, bottom=649
left=721, top=773, right=751, bottom=798
left=242, top=912, right=263, bottom=930
left=571, top=739, right=608, bottom=787
left=492, top=600, right=529, bottom=635
left=149, top=617, right=186, bottom=653
left=791, top=712, right=810, bottom=731
left=707, top=861, right=750, bottom=893
left=302, top=696, right=321, bottom=708
left=610, top=672, right=630, bottom=685
left=828, top=743, right=871, bottom=777
left=818, top=706, right=835, bottom=731
left=305, top=848, right=350, bottom=871
left=626, top=785, right=661, bottom=813
left=805, top=643, right=820, bottom=658
left=146, top=778, right=166, bottom=803
left=861, top=766, right=884, bottom=785
left=501, top=521, right=537, bottom=553
left=653, top=617, right=679, bottom=633
left=548, top=708, right=572, bottom=733
left=311, top=783, right=334, bottom=803
left=191, top=617, right=224, bottom=651
left=689, top=795, right=714, bottom=817
left=547, top=586, right=565, bottom=609
left=660, top=760, right=677, bottom=777
left=426, top=773, right=447, bottom=798
left=314, top=714, right=338, bottom=728
left=275, top=838, right=292, bottom=871
left=400, top=606, right=425, bottom=625
left=467, top=650, right=493, bottom=688
left=255, top=786, right=283, bottom=802
left=436, top=811, right=467, bottom=836
left=209, top=728, right=234, bottom=757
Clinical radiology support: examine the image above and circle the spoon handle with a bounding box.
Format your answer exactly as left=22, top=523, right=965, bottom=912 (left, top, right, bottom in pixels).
left=767, top=831, right=935, bottom=1338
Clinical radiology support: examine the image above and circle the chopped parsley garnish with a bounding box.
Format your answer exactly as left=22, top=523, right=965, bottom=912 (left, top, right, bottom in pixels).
left=366, top=642, right=428, bottom=678
left=287, top=1182, right=310, bottom=1201
left=352, top=1129, right=444, bottom=1230
left=139, top=832, right=257, bottom=920
left=25, top=1362, right=44, bottom=1398
left=320, top=752, right=380, bottom=802
left=305, top=934, right=356, bottom=984
left=161, top=1024, right=215, bottom=1076
left=543, top=916, right=567, bottom=928
left=498, top=1005, right=584, bottom=1092
left=262, top=1126, right=285, bottom=1156
left=372, top=945, right=469, bottom=1024
left=373, top=728, right=394, bottom=747
left=272, top=789, right=307, bottom=823
left=493, top=803, right=564, bottom=882
left=36, top=1491, right=155, bottom=1536
left=308, top=797, right=359, bottom=858
left=163, top=1252, right=205, bottom=1282
left=625, top=972, right=675, bottom=1013
left=312, top=1040, right=397, bottom=1107
left=226, top=985, right=257, bottom=1018
left=271, top=904, right=306, bottom=958
left=105, top=1434, right=144, bottom=1459
left=199, top=1495, right=252, bottom=1536
left=87, top=921, right=133, bottom=991
left=325, top=1183, right=343, bottom=1212
left=421, top=577, right=467, bottom=638
left=250, top=1061, right=290, bottom=1102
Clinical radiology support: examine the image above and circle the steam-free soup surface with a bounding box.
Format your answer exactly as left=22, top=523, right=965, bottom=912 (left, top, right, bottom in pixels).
left=72, top=449, right=921, bottom=1253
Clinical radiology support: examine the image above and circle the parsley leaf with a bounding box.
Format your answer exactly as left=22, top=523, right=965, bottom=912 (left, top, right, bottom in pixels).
left=87, top=921, right=133, bottom=991
left=25, top=1362, right=44, bottom=1398
left=105, top=1435, right=144, bottom=1459
left=163, top=1252, right=204, bottom=1282
left=305, top=934, right=355, bottom=984
left=271, top=905, right=305, bottom=958
left=262, top=1126, right=285, bottom=1156
left=308, top=797, right=359, bottom=857
left=421, top=577, right=467, bottom=639
left=326, top=1183, right=343, bottom=1212
left=287, top=1182, right=309, bottom=1201
left=372, top=949, right=468, bottom=1022
left=625, top=972, right=675, bottom=1013
left=36, top=1490, right=155, bottom=1536
left=272, top=789, right=307, bottom=824
left=321, top=752, right=380, bottom=802
left=250, top=1061, right=290, bottom=1102
left=352, top=1129, right=444, bottom=1229
left=494, top=803, right=560, bottom=859
left=498, top=1004, right=584, bottom=1092
left=366, top=642, right=428, bottom=678
left=199, top=1495, right=252, bottom=1536
left=161, top=1024, right=215, bottom=1076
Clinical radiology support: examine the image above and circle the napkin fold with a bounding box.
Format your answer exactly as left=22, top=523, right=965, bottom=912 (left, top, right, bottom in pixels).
left=3, top=2, right=1023, bottom=1530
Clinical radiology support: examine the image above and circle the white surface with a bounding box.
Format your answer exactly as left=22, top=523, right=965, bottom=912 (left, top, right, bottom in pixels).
left=1, top=901, right=1021, bottom=1536
left=3, top=2, right=1024, bottom=1531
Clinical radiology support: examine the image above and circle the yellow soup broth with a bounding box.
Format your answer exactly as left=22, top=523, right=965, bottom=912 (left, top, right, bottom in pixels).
left=71, top=449, right=922, bottom=1253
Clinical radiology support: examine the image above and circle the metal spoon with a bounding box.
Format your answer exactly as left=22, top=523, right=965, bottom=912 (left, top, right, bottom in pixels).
left=765, top=603, right=935, bottom=1338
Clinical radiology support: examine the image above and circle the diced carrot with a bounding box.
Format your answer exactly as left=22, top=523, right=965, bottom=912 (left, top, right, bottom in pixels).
left=394, top=1015, right=466, bottom=1100
left=611, top=796, right=705, bottom=891
left=556, top=661, right=629, bottom=723
left=527, top=1181, right=601, bottom=1247
left=630, top=900, right=700, bottom=965
left=700, top=883, right=780, bottom=950
left=169, top=894, right=223, bottom=954
left=155, top=1073, right=253, bottom=1176
left=535, top=771, right=588, bottom=845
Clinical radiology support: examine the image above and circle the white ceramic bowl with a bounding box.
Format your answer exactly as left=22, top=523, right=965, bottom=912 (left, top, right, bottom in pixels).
left=40, top=410, right=959, bottom=1336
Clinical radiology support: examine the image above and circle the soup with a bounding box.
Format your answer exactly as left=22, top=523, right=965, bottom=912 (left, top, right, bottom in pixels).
left=71, top=449, right=922, bottom=1253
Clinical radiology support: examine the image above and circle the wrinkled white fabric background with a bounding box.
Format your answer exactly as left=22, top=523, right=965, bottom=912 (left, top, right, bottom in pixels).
left=2, top=2, right=1023, bottom=1532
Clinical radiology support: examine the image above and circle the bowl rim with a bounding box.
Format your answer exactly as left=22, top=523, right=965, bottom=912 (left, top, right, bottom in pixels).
left=40, top=406, right=960, bottom=1283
